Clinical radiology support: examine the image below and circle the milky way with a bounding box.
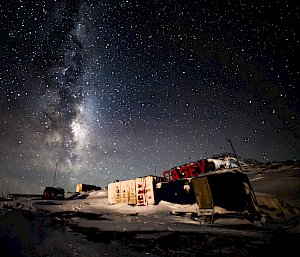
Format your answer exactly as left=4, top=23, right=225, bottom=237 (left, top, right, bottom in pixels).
left=0, top=0, right=299, bottom=193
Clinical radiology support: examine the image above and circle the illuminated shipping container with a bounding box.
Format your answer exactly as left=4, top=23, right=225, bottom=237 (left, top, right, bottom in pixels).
left=76, top=183, right=101, bottom=193
left=108, top=176, right=165, bottom=206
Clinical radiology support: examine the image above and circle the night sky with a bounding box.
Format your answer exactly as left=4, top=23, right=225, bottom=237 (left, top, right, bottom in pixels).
left=1, top=0, right=299, bottom=194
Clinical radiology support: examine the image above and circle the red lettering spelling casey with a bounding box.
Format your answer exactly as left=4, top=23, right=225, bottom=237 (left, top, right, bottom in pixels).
left=162, top=160, right=207, bottom=181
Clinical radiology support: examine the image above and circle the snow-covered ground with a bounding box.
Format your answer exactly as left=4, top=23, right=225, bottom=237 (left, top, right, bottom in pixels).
left=1, top=162, right=299, bottom=257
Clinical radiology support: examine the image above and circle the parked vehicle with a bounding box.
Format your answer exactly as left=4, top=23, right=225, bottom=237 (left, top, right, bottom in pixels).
left=42, top=187, right=65, bottom=200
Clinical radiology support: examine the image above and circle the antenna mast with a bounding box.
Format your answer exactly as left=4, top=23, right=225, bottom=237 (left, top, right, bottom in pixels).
left=226, top=139, right=242, bottom=171
left=53, top=162, right=57, bottom=187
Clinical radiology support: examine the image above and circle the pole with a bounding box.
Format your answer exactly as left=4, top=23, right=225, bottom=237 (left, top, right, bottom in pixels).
left=53, top=162, right=57, bottom=187
left=226, top=139, right=242, bottom=171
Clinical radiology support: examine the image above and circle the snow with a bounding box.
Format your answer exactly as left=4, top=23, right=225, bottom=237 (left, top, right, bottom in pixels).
left=1, top=162, right=300, bottom=257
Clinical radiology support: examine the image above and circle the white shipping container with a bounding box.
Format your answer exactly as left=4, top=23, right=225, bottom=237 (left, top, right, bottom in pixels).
left=107, top=176, right=157, bottom=206
left=107, top=181, right=121, bottom=204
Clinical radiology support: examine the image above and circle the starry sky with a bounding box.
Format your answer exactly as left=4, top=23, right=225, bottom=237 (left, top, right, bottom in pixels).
left=0, top=0, right=299, bottom=194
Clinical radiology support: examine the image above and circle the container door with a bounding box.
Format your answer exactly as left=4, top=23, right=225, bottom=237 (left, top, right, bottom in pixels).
left=128, top=179, right=137, bottom=205
left=108, top=182, right=117, bottom=204
left=136, top=177, right=146, bottom=206
left=120, top=180, right=129, bottom=204
left=144, top=176, right=155, bottom=205
left=108, top=181, right=122, bottom=204
left=76, top=184, right=82, bottom=193
left=192, top=177, right=213, bottom=209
